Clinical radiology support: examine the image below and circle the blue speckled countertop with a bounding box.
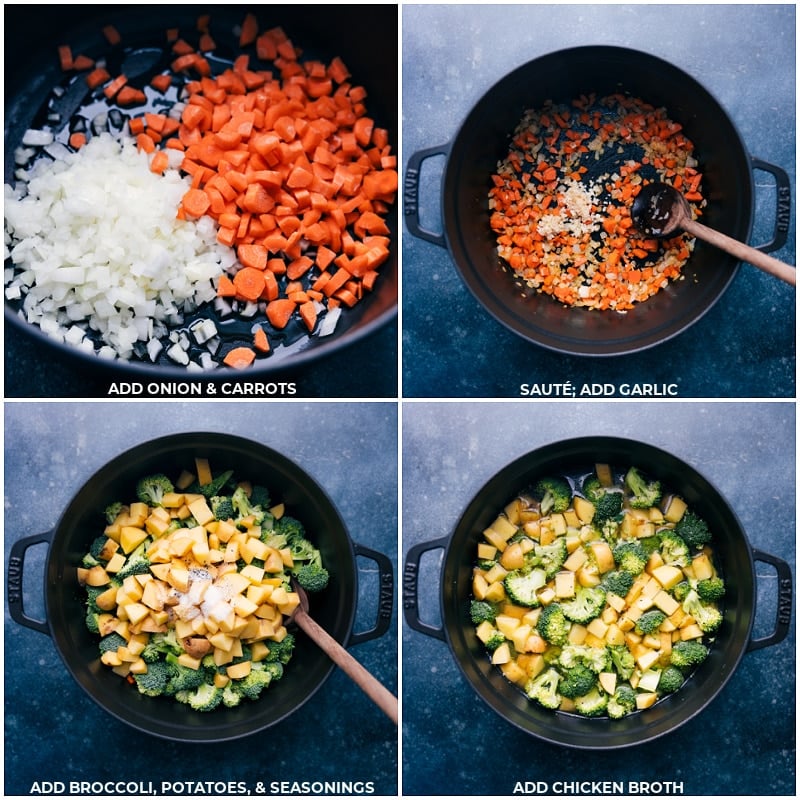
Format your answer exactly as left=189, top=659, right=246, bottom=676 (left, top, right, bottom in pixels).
left=4, top=402, right=398, bottom=796
left=402, top=4, right=795, bottom=398
left=402, top=402, right=795, bottom=796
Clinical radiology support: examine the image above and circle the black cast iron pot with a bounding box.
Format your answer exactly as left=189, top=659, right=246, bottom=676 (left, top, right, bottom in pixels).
left=8, top=432, right=394, bottom=742
left=404, top=436, right=792, bottom=749
left=405, top=46, right=791, bottom=356
left=4, top=5, right=397, bottom=378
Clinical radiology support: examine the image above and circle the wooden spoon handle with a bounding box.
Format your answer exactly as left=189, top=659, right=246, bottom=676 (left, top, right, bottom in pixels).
left=294, top=609, right=398, bottom=724
left=683, top=218, right=796, bottom=286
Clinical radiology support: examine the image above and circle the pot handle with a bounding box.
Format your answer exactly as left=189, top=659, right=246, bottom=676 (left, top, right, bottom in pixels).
left=747, top=548, right=793, bottom=652
left=402, top=535, right=449, bottom=642
left=751, top=157, right=791, bottom=254
left=8, top=531, right=53, bottom=636
left=404, top=144, right=449, bottom=247
left=347, top=543, right=394, bottom=646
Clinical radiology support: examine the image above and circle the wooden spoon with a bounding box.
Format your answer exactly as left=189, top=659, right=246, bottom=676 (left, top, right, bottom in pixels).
left=631, top=182, right=795, bottom=286
left=290, top=580, right=398, bottom=724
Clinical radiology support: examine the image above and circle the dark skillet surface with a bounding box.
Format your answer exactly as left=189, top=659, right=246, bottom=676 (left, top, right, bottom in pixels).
left=402, top=4, right=795, bottom=397
left=4, top=5, right=398, bottom=396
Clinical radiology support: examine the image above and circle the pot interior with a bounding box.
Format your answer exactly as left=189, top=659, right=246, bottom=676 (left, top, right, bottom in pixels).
left=44, top=432, right=356, bottom=742
left=4, top=5, right=398, bottom=376
left=444, top=46, right=752, bottom=355
left=441, top=436, right=754, bottom=748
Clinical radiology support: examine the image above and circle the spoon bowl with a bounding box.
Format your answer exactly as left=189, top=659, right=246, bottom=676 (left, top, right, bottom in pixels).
left=632, top=181, right=795, bottom=285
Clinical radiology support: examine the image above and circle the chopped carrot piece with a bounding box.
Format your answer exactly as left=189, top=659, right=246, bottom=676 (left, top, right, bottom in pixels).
left=239, top=13, right=259, bottom=47
left=265, top=298, right=296, bottom=329
left=237, top=243, right=268, bottom=271
left=58, top=45, right=73, bottom=71
left=85, top=67, right=111, bottom=90
left=233, top=267, right=266, bottom=302
left=72, top=54, right=95, bottom=71
left=182, top=188, right=211, bottom=217
left=223, top=347, right=256, bottom=369
left=298, top=301, right=317, bottom=332
left=68, top=131, right=86, bottom=149
left=116, top=86, right=147, bottom=106
left=150, top=151, right=169, bottom=174
left=151, top=73, right=172, bottom=93
left=253, top=327, right=270, bottom=352
left=102, top=25, right=122, bottom=46
left=217, top=274, right=237, bottom=297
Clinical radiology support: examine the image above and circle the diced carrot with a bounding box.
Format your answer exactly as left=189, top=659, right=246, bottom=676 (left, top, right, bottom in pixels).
left=233, top=266, right=266, bottom=302
left=298, top=301, right=317, bottom=332
left=150, top=73, right=172, bottom=93
left=150, top=151, right=169, bottom=174
left=217, top=274, right=237, bottom=297
left=238, top=243, right=268, bottom=271
left=239, top=12, right=259, bottom=47
left=262, top=270, right=279, bottom=301
left=223, top=346, right=256, bottom=369
left=266, top=298, right=296, bottom=329
left=58, top=44, right=73, bottom=71
left=72, top=54, right=95, bottom=71
left=68, top=131, right=86, bottom=149
left=85, top=67, right=111, bottom=90
left=102, top=25, right=122, bottom=46
left=182, top=188, right=211, bottom=217
left=135, top=133, right=155, bottom=154
left=253, top=327, right=270, bottom=353
left=103, top=74, right=128, bottom=100
left=116, top=86, right=147, bottom=106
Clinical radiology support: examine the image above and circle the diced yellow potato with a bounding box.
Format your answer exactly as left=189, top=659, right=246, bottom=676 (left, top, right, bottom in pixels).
left=537, top=587, right=556, bottom=606
left=500, top=660, right=528, bottom=686
left=243, top=538, right=270, bottom=562
left=124, top=603, right=150, bottom=626
left=606, top=592, right=626, bottom=613
left=554, top=570, right=576, bottom=598
left=477, top=543, right=497, bottom=561
left=491, top=642, right=512, bottom=664
left=653, top=590, right=680, bottom=616
left=601, top=606, right=619, bottom=625
left=635, top=647, right=661, bottom=671
left=472, top=573, right=489, bottom=602
left=538, top=526, right=555, bottom=546
left=161, top=492, right=186, bottom=508
left=583, top=633, right=606, bottom=649
left=605, top=623, right=626, bottom=647
left=192, top=538, right=210, bottom=564
left=586, top=618, right=609, bottom=639
left=226, top=660, right=252, bottom=680
left=679, top=623, right=704, bottom=640
left=525, top=633, right=548, bottom=654
left=636, top=692, right=659, bottom=710
left=81, top=565, right=110, bottom=587
left=599, top=672, right=617, bottom=695
left=101, top=650, right=123, bottom=667
left=510, top=624, right=532, bottom=652
left=692, top=553, right=714, bottom=581
left=278, top=592, right=300, bottom=617
left=247, top=584, right=274, bottom=606
left=213, top=672, right=230, bottom=688
left=523, top=520, right=541, bottom=540
left=642, top=633, right=662, bottom=649
left=187, top=497, right=214, bottom=526
left=118, top=525, right=147, bottom=554
left=213, top=647, right=236, bottom=666
left=504, top=498, right=523, bottom=525
left=518, top=653, right=546, bottom=679
left=573, top=495, right=595, bottom=524
left=522, top=608, right=541, bottom=627
left=501, top=603, right=528, bottom=619
left=103, top=552, right=125, bottom=574
left=577, top=564, right=601, bottom=588
left=646, top=550, right=665, bottom=573
left=589, top=541, right=614, bottom=573
left=141, top=580, right=164, bottom=611
left=549, top=514, right=567, bottom=536
left=495, top=614, right=521, bottom=637
left=250, top=641, right=270, bottom=662
left=475, top=621, right=497, bottom=644
left=149, top=563, right=171, bottom=581
left=563, top=547, right=588, bottom=572
left=500, top=541, right=526, bottom=570
left=98, top=614, right=117, bottom=635
left=263, top=550, right=285, bottom=573
left=638, top=668, right=662, bottom=693
left=663, top=495, right=687, bottom=523
left=98, top=538, right=120, bottom=561
left=491, top=515, right=518, bottom=539
left=483, top=581, right=506, bottom=603
left=167, top=566, right=189, bottom=593
left=194, top=458, right=213, bottom=486
left=223, top=540, right=240, bottom=563
left=651, top=564, right=684, bottom=590
left=484, top=563, right=509, bottom=584
left=178, top=653, right=202, bottom=670
left=567, top=623, right=588, bottom=644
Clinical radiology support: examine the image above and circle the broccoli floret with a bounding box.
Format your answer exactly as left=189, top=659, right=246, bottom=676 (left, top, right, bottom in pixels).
left=532, top=539, right=568, bottom=578
left=635, top=610, right=667, bottom=635
left=658, top=529, right=690, bottom=567
left=116, top=552, right=151, bottom=582
left=594, top=491, right=623, bottom=525
left=608, top=645, right=635, bottom=680
left=164, top=655, right=208, bottom=693
left=231, top=485, right=266, bottom=524
left=85, top=608, right=101, bottom=634
left=524, top=668, right=562, bottom=710
left=533, top=477, right=572, bottom=515
left=85, top=585, right=106, bottom=614
left=235, top=662, right=281, bottom=700
left=273, top=515, right=306, bottom=542
left=607, top=684, right=637, bottom=719
left=146, top=630, right=182, bottom=658
left=602, top=570, right=634, bottom=598
left=657, top=665, right=685, bottom=694
left=682, top=589, right=723, bottom=633
left=264, top=633, right=295, bottom=665
left=484, top=631, right=506, bottom=652
left=249, top=485, right=271, bottom=508
left=470, top=600, right=499, bottom=625
left=293, top=562, right=330, bottom=593
left=504, top=567, right=547, bottom=607
left=670, top=639, right=709, bottom=669
left=222, top=684, right=243, bottom=707
left=560, top=586, right=606, bottom=624
left=98, top=632, right=127, bottom=654
left=136, top=474, right=174, bottom=507
left=210, top=495, right=235, bottom=521
left=89, top=536, right=110, bottom=561
left=581, top=475, right=605, bottom=503
left=104, top=501, right=124, bottom=524
left=574, top=687, right=609, bottom=717
left=674, top=509, right=712, bottom=550
left=134, top=661, right=175, bottom=697
left=177, top=683, right=223, bottom=712
left=624, top=467, right=662, bottom=509
left=558, top=665, right=597, bottom=699
left=613, top=541, right=647, bottom=575
left=672, top=581, right=692, bottom=602
left=599, top=517, right=621, bottom=547
left=189, top=469, right=235, bottom=499
left=697, top=577, right=725, bottom=603
left=558, top=644, right=610, bottom=674
left=81, top=552, right=101, bottom=568
left=537, top=603, right=570, bottom=646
